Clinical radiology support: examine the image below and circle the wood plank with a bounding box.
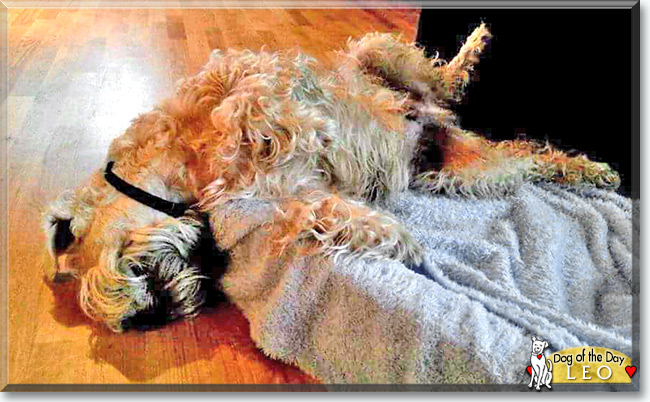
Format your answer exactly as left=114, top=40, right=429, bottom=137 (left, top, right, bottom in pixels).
left=7, top=8, right=420, bottom=385
left=36, top=9, right=60, bottom=20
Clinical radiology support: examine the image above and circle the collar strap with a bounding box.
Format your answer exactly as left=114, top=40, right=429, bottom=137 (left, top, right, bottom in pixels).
left=104, top=161, right=190, bottom=218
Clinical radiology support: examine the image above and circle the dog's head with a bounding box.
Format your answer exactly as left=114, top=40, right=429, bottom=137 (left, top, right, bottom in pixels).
left=43, top=172, right=216, bottom=331
left=42, top=108, right=227, bottom=332
left=41, top=48, right=290, bottom=332
left=531, top=336, right=549, bottom=355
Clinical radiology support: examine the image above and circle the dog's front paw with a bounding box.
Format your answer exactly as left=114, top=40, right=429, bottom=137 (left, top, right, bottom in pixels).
left=322, top=211, right=424, bottom=267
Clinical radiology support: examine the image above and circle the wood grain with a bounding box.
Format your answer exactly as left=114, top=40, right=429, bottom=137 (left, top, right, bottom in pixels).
left=5, top=8, right=419, bottom=385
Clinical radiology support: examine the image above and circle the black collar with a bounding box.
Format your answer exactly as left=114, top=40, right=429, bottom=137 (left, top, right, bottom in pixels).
left=104, top=161, right=190, bottom=218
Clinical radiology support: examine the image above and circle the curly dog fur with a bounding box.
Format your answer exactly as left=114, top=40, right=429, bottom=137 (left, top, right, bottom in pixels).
left=43, top=25, right=620, bottom=331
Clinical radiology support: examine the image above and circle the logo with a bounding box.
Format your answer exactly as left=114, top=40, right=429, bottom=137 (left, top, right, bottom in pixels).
left=550, top=346, right=635, bottom=384
left=527, top=336, right=553, bottom=390
left=525, top=337, right=636, bottom=388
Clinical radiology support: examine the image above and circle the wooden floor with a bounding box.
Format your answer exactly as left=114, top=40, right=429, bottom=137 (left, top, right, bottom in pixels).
left=6, top=8, right=419, bottom=385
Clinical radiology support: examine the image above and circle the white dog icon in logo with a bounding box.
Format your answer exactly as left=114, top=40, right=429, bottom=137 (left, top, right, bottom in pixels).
left=527, top=336, right=553, bottom=390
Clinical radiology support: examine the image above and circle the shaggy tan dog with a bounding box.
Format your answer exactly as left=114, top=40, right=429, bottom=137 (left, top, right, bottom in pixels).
left=43, top=25, right=619, bottom=332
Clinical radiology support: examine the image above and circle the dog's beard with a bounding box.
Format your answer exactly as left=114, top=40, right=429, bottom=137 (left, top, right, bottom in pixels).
left=79, top=214, right=213, bottom=332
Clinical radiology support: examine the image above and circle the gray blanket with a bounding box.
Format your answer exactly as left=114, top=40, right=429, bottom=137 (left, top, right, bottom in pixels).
left=221, top=183, right=635, bottom=384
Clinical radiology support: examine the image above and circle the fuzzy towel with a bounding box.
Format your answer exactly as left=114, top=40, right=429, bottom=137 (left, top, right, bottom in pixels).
left=220, top=183, right=635, bottom=384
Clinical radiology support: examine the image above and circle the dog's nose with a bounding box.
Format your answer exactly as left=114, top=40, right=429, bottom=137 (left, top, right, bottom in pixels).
left=53, top=271, right=76, bottom=283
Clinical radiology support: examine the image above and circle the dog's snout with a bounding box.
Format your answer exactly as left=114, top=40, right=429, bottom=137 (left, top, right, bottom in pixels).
left=46, top=253, right=78, bottom=283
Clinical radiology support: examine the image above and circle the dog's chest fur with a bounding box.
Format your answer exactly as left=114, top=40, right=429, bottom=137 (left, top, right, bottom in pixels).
left=192, top=57, right=425, bottom=203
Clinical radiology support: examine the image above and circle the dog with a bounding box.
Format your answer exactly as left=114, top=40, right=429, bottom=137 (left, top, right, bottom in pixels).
left=528, top=336, right=553, bottom=390
left=43, top=24, right=620, bottom=332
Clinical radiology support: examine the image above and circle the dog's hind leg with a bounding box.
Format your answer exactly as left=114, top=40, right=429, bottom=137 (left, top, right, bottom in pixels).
left=413, top=126, right=621, bottom=197
left=545, top=360, right=553, bottom=388
left=341, top=24, right=491, bottom=104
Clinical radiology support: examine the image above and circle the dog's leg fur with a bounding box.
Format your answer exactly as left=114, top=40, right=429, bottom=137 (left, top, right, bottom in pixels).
left=414, top=126, right=621, bottom=197
left=205, top=192, right=422, bottom=266
left=269, top=192, right=423, bottom=265
left=341, top=24, right=491, bottom=106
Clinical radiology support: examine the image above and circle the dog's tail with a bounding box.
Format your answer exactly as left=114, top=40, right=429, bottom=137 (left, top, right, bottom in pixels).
left=547, top=359, right=553, bottom=372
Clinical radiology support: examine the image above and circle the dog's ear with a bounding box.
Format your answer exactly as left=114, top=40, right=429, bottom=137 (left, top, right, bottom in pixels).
left=544, top=341, right=548, bottom=349
left=532, top=336, right=537, bottom=342
left=79, top=246, right=149, bottom=332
